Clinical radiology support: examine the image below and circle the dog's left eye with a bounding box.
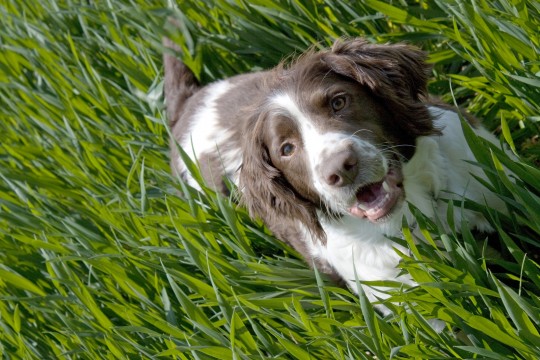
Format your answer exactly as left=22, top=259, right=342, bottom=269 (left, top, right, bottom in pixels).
left=330, top=95, right=347, bottom=112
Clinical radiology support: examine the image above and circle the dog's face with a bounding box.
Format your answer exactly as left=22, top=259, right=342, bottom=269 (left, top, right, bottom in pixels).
left=240, top=39, right=437, bottom=241
left=262, top=74, right=401, bottom=217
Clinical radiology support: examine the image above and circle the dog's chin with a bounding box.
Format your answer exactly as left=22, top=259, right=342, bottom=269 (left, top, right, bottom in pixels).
left=348, top=166, right=404, bottom=223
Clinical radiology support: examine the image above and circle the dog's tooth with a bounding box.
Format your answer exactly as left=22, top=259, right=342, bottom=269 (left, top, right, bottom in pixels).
left=356, top=203, right=368, bottom=211
left=382, top=180, right=390, bottom=193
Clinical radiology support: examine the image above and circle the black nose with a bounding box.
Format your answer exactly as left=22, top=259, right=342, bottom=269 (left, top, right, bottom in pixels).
left=323, top=149, right=359, bottom=187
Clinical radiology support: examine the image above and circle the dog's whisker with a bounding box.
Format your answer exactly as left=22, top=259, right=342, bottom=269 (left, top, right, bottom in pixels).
left=351, top=129, right=373, bottom=137
left=380, top=144, right=416, bottom=152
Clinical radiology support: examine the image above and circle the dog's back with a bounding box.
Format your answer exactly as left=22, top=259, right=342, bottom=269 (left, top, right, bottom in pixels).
left=163, top=39, right=271, bottom=192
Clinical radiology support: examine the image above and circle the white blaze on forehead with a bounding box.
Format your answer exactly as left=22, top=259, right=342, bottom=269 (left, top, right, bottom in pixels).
left=271, top=92, right=317, bottom=134
left=269, top=92, right=323, bottom=184
left=271, top=92, right=334, bottom=156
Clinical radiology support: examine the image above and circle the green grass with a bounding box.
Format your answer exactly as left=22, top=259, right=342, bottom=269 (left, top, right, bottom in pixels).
left=1, top=0, right=539, bottom=359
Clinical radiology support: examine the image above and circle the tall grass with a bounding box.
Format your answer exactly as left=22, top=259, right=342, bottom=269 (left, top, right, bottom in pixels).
left=0, top=0, right=538, bottom=358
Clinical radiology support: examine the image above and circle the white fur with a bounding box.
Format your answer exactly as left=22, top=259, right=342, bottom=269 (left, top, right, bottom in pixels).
left=180, top=80, right=242, bottom=188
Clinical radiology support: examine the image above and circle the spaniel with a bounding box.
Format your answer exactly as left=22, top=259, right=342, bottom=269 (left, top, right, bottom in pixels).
left=164, top=38, right=505, bottom=315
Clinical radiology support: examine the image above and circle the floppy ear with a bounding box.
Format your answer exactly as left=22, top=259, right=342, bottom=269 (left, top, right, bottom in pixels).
left=322, top=38, right=437, bottom=137
left=239, top=112, right=326, bottom=244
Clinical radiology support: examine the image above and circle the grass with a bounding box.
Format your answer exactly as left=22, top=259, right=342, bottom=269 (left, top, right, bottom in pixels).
left=1, top=0, right=539, bottom=358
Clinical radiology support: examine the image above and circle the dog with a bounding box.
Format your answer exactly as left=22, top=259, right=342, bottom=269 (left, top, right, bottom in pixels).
left=164, top=37, right=506, bottom=315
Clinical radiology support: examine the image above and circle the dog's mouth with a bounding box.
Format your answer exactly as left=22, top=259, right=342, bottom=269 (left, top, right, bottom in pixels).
left=348, top=167, right=404, bottom=222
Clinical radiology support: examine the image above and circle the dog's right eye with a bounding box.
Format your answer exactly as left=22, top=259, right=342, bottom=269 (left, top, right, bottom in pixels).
left=280, top=142, right=296, bottom=157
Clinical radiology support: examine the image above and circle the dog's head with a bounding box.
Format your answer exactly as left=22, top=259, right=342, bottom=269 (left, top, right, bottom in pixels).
left=239, top=38, right=437, bottom=242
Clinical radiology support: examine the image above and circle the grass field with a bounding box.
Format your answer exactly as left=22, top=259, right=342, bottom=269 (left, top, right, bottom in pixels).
left=1, top=0, right=539, bottom=358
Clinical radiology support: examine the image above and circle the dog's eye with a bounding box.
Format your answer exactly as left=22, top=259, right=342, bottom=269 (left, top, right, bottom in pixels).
left=330, top=95, right=347, bottom=112
left=280, top=142, right=296, bottom=157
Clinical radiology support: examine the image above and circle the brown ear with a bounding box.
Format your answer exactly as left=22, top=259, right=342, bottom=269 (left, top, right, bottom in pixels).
left=322, top=38, right=436, bottom=137
left=239, top=113, right=326, bottom=244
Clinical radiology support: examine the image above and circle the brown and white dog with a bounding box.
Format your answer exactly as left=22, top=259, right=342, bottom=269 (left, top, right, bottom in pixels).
left=164, top=38, right=505, bottom=315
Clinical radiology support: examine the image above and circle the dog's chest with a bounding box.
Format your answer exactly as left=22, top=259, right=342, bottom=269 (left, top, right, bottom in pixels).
left=311, top=216, right=411, bottom=285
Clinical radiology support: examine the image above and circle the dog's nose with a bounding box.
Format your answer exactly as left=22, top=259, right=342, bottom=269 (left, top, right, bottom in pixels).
left=323, top=149, right=359, bottom=187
